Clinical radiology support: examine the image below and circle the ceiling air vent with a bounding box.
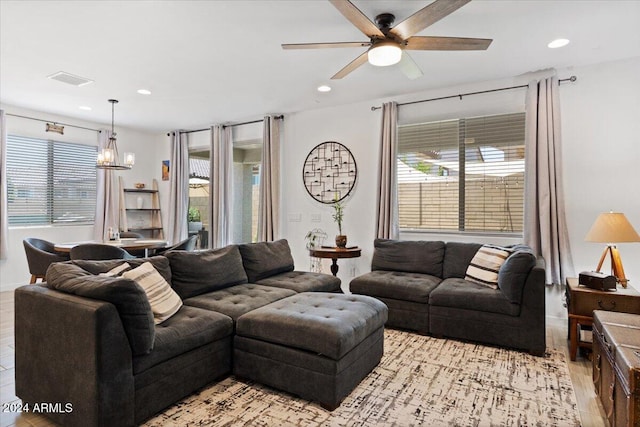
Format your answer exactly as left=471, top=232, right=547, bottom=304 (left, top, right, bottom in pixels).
left=47, top=71, right=94, bottom=87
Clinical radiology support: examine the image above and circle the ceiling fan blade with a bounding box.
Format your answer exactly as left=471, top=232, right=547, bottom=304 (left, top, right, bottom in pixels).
left=405, top=36, right=492, bottom=50
left=398, top=52, right=424, bottom=80
left=331, top=51, right=369, bottom=79
left=282, top=41, right=371, bottom=50
left=329, top=0, right=385, bottom=38
left=390, top=0, right=472, bottom=40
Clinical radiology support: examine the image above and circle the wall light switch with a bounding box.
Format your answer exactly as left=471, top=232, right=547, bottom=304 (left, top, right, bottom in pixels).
left=311, top=214, right=321, bottom=222
left=288, top=213, right=302, bottom=222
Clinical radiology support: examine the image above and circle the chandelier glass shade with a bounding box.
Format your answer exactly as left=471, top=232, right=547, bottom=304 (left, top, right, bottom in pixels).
left=96, top=99, right=134, bottom=170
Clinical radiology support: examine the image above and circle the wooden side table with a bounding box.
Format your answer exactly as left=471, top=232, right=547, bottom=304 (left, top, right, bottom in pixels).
left=566, top=277, right=640, bottom=361
left=308, top=246, right=361, bottom=276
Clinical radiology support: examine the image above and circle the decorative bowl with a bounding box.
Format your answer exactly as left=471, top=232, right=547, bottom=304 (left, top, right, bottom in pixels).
left=134, top=183, right=145, bottom=189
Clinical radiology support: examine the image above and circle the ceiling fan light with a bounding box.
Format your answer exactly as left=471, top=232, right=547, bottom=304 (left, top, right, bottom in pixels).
left=368, top=43, right=402, bottom=67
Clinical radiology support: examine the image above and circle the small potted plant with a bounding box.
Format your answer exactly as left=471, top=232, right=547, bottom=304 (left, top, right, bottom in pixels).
left=332, top=198, right=347, bottom=248
left=188, top=207, right=203, bottom=232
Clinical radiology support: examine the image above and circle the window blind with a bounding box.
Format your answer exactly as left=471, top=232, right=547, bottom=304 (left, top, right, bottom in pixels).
left=6, top=135, right=97, bottom=226
left=397, top=112, right=525, bottom=234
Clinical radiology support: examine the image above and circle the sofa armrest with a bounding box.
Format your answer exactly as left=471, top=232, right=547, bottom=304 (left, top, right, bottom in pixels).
left=15, top=285, right=135, bottom=427
left=518, top=256, right=547, bottom=355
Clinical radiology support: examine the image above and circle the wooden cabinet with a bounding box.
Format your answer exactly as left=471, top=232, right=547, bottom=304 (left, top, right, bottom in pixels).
left=592, top=311, right=640, bottom=427
left=566, top=277, right=640, bottom=361
left=119, top=177, right=164, bottom=239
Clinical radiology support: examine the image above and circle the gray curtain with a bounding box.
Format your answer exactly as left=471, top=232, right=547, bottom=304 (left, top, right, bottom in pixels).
left=94, top=130, right=119, bottom=241
left=167, top=131, right=189, bottom=245
left=524, top=76, right=574, bottom=285
left=376, top=102, right=399, bottom=239
left=257, top=115, right=281, bottom=242
left=0, top=110, right=7, bottom=259
left=209, top=125, right=233, bottom=248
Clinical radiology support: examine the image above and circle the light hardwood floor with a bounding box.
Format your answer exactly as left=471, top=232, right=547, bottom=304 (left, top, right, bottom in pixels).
left=0, top=290, right=607, bottom=427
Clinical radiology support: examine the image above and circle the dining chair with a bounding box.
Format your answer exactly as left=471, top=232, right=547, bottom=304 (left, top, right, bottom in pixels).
left=23, top=238, right=70, bottom=284
left=119, top=231, right=146, bottom=257
left=155, top=235, right=198, bottom=255
left=70, top=244, right=136, bottom=261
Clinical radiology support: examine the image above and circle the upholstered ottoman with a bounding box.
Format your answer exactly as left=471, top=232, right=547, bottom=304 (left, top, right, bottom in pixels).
left=234, top=292, right=388, bottom=410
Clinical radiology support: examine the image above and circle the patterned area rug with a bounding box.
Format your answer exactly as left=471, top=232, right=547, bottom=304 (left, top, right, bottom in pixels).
left=145, top=329, right=580, bottom=426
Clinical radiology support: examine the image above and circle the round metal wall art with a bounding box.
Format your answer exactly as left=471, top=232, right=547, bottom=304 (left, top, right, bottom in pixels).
left=302, top=141, right=357, bottom=204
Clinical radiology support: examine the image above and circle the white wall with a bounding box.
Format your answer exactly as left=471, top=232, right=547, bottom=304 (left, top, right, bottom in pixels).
left=281, top=56, right=640, bottom=315
left=559, top=56, right=640, bottom=310
left=0, top=105, right=164, bottom=291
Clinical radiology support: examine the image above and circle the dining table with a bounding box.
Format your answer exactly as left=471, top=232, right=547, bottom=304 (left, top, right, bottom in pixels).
left=54, top=238, right=167, bottom=257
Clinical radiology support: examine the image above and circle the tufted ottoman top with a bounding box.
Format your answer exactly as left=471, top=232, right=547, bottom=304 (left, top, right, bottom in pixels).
left=236, top=292, right=388, bottom=360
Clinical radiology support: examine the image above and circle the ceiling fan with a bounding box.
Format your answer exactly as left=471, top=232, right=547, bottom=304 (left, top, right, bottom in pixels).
left=282, top=0, right=492, bottom=80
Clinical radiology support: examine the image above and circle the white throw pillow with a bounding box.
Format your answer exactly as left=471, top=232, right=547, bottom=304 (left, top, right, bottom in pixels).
left=122, top=262, right=183, bottom=324
left=465, top=245, right=512, bottom=289
left=100, top=262, right=131, bottom=277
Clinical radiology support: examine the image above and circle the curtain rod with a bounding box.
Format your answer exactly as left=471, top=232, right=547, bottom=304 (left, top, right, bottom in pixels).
left=370, top=76, right=577, bottom=111
left=5, top=113, right=101, bottom=132
left=166, top=115, right=284, bottom=136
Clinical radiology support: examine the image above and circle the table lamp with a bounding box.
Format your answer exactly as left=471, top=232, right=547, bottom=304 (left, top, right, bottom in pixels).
left=585, top=212, right=640, bottom=287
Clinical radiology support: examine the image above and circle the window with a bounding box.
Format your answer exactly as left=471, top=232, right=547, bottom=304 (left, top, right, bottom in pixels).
left=186, top=141, right=261, bottom=246
left=6, top=135, right=97, bottom=226
left=397, top=112, right=525, bottom=234
left=232, top=142, right=261, bottom=243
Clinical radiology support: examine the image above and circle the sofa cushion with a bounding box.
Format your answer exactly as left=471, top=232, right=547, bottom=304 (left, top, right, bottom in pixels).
left=122, top=262, right=183, bottom=324
left=45, top=262, right=155, bottom=356
left=350, top=270, right=442, bottom=304
left=371, top=239, right=445, bottom=277
left=238, top=239, right=295, bottom=282
left=166, top=246, right=248, bottom=299
left=183, top=284, right=295, bottom=321
left=429, top=278, right=521, bottom=317
left=132, top=305, right=233, bottom=374
left=465, top=245, right=512, bottom=289
left=442, top=242, right=483, bottom=279
left=72, top=256, right=172, bottom=284
left=498, top=247, right=536, bottom=304
left=256, top=271, right=341, bottom=293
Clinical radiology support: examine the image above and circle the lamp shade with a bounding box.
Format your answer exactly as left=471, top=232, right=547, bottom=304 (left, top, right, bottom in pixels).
left=585, top=212, right=640, bottom=243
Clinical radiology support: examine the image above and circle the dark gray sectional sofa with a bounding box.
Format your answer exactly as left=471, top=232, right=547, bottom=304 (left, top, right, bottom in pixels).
left=350, top=239, right=546, bottom=355
left=14, top=239, right=342, bottom=427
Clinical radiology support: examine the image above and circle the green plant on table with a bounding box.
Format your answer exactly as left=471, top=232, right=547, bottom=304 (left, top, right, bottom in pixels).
left=331, top=198, right=344, bottom=235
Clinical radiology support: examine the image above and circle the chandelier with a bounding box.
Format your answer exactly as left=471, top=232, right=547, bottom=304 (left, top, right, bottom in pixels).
left=96, top=99, right=135, bottom=170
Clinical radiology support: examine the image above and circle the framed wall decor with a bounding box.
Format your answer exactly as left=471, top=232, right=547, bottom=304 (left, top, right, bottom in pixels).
left=302, top=141, right=357, bottom=204
left=162, top=160, right=170, bottom=181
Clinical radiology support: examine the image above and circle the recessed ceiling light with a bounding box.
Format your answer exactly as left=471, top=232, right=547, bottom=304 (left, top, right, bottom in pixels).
left=317, top=85, right=331, bottom=92
left=137, top=89, right=151, bottom=95
left=548, top=38, right=570, bottom=49
left=79, top=106, right=92, bottom=111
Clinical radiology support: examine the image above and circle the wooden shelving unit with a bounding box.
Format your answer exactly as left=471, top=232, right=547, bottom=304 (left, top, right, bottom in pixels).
left=119, top=177, right=164, bottom=239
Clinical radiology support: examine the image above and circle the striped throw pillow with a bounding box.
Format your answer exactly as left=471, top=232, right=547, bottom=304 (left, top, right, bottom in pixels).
left=465, top=245, right=512, bottom=289
left=100, top=262, right=131, bottom=277
left=122, top=262, right=182, bottom=324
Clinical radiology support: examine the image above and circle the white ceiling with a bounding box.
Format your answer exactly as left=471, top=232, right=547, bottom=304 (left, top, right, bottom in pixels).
left=1, top=0, right=639, bottom=133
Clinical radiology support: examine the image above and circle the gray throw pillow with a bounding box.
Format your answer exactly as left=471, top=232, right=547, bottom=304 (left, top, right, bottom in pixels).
left=497, top=248, right=537, bottom=304
left=442, top=242, right=483, bottom=279
left=72, top=256, right=172, bottom=284
left=238, top=239, right=295, bottom=283
left=372, top=239, right=445, bottom=277
left=166, top=245, right=248, bottom=299
left=45, top=262, right=155, bottom=356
